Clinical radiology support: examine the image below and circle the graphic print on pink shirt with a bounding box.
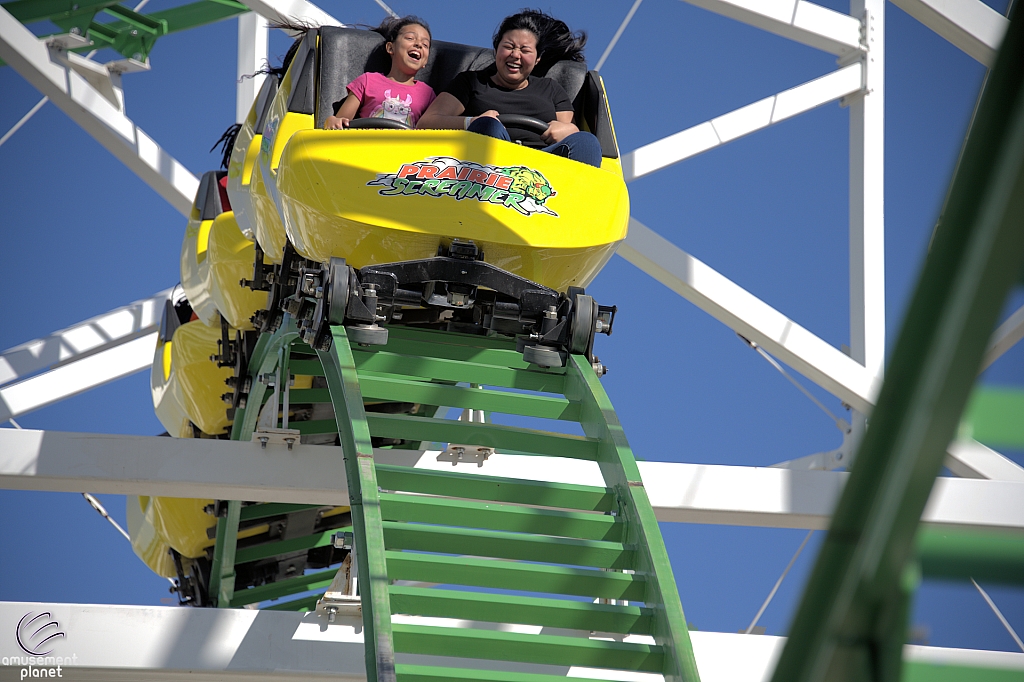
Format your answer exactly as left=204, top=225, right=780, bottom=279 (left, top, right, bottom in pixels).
left=347, top=72, right=436, bottom=126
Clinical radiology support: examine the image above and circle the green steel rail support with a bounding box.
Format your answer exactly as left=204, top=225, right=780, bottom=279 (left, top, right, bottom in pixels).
left=208, top=499, right=241, bottom=607
left=0, top=0, right=247, bottom=63
left=565, top=355, right=701, bottom=682
left=211, top=319, right=699, bottom=680
left=770, top=6, right=1024, bottom=682
left=319, top=325, right=397, bottom=682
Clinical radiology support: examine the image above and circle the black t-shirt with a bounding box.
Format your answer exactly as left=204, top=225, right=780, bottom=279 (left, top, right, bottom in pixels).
left=445, top=69, right=575, bottom=147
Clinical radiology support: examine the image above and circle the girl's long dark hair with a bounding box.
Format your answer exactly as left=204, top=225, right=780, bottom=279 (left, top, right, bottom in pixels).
left=250, top=19, right=316, bottom=81
left=492, top=9, right=586, bottom=68
left=372, top=15, right=431, bottom=42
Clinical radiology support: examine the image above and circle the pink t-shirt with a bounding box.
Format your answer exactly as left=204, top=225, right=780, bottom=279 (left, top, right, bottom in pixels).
left=347, top=72, right=436, bottom=126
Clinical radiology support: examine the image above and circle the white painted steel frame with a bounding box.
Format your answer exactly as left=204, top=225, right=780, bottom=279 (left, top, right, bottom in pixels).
left=621, top=62, right=864, bottom=181
left=0, top=289, right=170, bottom=387
left=0, top=6, right=198, bottom=215
left=681, top=0, right=864, bottom=56
left=0, top=334, right=158, bottom=422
left=945, top=439, right=1024, bottom=482
left=983, top=302, right=1024, bottom=370
left=236, top=12, right=269, bottom=124
left=236, top=0, right=342, bottom=30
left=618, top=219, right=881, bottom=413
left=890, top=0, right=1008, bottom=66
left=3, top=601, right=1020, bottom=682
left=3, top=429, right=1023, bottom=533
left=849, top=0, right=886, bottom=453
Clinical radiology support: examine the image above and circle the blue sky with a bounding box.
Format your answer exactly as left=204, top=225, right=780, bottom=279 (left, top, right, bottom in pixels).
left=1, top=0, right=1022, bottom=657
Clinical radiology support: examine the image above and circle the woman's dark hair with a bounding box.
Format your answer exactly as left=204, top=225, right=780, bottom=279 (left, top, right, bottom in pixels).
left=492, top=9, right=586, bottom=67
left=373, top=15, right=431, bottom=43
left=211, top=123, right=241, bottom=170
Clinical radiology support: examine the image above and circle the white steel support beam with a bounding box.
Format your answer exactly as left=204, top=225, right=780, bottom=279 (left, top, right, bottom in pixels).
left=622, top=62, right=864, bottom=182
left=0, top=7, right=198, bottom=215
left=4, top=429, right=1023, bottom=533
left=849, top=0, right=886, bottom=450
left=1, top=601, right=1021, bottom=681
left=236, top=12, right=269, bottom=123
left=0, top=334, right=157, bottom=421
left=0, top=289, right=170, bottom=387
left=982, top=302, right=1024, bottom=370
left=682, top=0, right=864, bottom=56
left=617, top=218, right=881, bottom=412
left=945, top=439, right=1024, bottom=482
left=889, top=0, right=1008, bottom=67
left=237, top=0, right=342, bottom=29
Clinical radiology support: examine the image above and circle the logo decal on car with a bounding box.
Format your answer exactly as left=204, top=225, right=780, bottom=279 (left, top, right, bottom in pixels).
left=368, top=157, right=557, bottom=217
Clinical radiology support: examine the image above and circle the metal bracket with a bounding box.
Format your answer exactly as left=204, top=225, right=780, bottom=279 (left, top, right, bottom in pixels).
left=316, top=535, right=360, bottom=623
left=251, top=427, right=301, bottom=450
left=770, top=419, right=855, bottom=471
left=437, top=408, right=494, bottom=467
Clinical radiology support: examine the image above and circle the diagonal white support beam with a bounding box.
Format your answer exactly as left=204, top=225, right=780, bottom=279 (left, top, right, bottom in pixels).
left=237, top=0, right=342, bottom=28
left=0, top=7, right=198, bottom=214
left=0, top=334, right=157, bottom=421
left=982, top=302, right=1024, bottom=370
left=4, top=429, right=1022, bottom=533
left=617, top=218, right=881, bottom=413
left=889, top=0, right=1008, bottom=67
left=0, top=289, right=171, bottom=387
left=622, top=62, right=863, bottom=182
left=682, top=0, right=864, bottom=56
left=945, top=439, right=1024, bottom=482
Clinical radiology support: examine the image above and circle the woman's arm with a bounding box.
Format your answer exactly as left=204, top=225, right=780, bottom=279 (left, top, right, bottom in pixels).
left=542, top=110, right=579, bottom=144
left=418, top=92, right=498, bottom=130
left=324, top=92, right=361, bottom=129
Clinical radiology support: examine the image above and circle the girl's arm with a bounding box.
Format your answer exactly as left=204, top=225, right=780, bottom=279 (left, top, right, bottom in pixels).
left=541, top=110, right=579, bottom=144
left=324, top=92, right=361, bottom=129
left=418, top=92, right=490, bottom=130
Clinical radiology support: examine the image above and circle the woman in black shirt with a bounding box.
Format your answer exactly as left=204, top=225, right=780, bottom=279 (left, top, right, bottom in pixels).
left=417, top=10, right=602, bottom=168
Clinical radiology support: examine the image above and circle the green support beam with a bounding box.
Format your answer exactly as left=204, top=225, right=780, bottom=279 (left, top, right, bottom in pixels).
left=961, top=386, right=1024, bottom=449
left=319, top=326, right=397, bottom=682
left=917, top=528, right=1024, bottom=585
left=770, top=6, right=1024, bottom=682
left=1, top=0, right=247, bottom=62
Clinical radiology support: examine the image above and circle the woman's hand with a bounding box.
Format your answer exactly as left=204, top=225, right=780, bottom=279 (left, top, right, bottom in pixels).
left=542, top=119, right=578, bottom=144
left=324, top=115, right=350, bottom=130
left=473, top=110, right=500, bottom=122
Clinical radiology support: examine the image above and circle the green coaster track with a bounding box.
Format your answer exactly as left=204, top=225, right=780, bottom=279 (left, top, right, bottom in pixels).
left=206, top=322, right=701, bottom=682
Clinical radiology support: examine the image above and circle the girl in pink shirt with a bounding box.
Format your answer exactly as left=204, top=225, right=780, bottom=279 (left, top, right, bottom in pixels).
left=324, top=16, right=436, bottom=129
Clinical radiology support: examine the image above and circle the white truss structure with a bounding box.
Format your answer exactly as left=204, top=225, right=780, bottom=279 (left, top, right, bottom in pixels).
left=1, top=0, right=1022, bottom=678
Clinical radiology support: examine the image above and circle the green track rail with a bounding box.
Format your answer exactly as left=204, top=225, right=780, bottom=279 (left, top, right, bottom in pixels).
left=211, top=322, right=700, bottom=682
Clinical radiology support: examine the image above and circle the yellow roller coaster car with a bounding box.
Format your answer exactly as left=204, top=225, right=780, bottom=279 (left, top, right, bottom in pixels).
left=171, top=318, right=234, bottom=436
left=227, top=76, right=278, bottom=241
left=255, top=27, right=627, bottom=293
left=179, top=171, right=223, bottom=326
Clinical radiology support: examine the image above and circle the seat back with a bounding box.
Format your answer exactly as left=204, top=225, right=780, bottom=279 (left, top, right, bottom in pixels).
left=315, top=26, right=494, bottom=128
left=292, top=26, right=618, bottom=158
